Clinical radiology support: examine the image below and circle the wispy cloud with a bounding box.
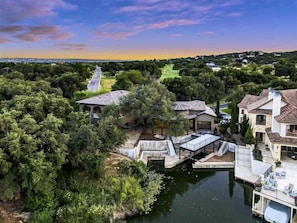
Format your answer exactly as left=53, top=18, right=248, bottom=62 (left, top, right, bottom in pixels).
left=170, top=33, right=184, bottom=37
left=198, top=31, right=215, bottom=35
left=109, top=0, right=243, bottom=36
left=56, top=43, right=87, bottom=51
left=117, top=1, right=192, bottom=13
left=94, top=22, right=143, bottom=39
left=228, top=12, right=242, bottom=17
left=148, top=19, right=200, bottom=29
left=94, top=31, right=139, bottom=39
left=0, top=24, right=73, bottom=42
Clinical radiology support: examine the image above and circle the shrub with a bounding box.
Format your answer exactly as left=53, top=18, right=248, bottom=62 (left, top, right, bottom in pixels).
left=30, top=208, right=55, bottom=223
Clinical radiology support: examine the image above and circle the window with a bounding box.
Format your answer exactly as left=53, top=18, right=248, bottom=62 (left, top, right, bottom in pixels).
left=197, top=121, right=211, bottom=130
left=289, top=125, right=297, bottom=132
left=287, top=125, right=297, bottom=136
left=256, top=115, right=266, bottom=125
left=241, top=109, right=244, bottom=114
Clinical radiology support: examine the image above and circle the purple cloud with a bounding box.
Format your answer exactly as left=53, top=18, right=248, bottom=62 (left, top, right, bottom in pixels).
left=229, top=12, right=242, bottom=17
left=198, top=31, right=215, bottom=35
left=0, top=24, right=73, bottom=42
left=1, top=0, right=77, bottom=23
left=117, top=1, right=191, bottom=13
left=56, top=43, right=87, bottom=50
left=0, top=25, right=23, bottom=33
left=95, top=31, right=139, bottom=39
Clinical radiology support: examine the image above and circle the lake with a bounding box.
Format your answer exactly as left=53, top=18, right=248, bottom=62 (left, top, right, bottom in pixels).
left=128, top=169, right=265, bottom=223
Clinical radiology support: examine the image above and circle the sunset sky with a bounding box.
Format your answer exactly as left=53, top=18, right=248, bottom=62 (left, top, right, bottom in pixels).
left=1, top=0, right=297, bottom=60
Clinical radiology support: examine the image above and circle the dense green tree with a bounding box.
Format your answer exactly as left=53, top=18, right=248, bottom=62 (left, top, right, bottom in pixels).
left=10, top=91, right=73, bottom=122
left=197, top=73, right=224, bottom=103
left=262, top=66, right=274, bottom=75
left=51, top=72, right=86, bottom=98
left=96, top=115, right=127, bottom=153
left=162, top=76, right=209, bottom=101
left=215, top=69, right=241, bottom=94
left=120, top=82, right=176, bottom=129
left=0, top=109, right=68, bottom=203
left=274, top=58, right=297, bottom=80
left=123, top=61, right=162, bottom=80
left=112, top=70, right=147, bottom=90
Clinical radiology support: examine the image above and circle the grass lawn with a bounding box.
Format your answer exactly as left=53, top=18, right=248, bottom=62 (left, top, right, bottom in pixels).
left=160, top=64, right=180, bottom=81
left=221, top=108, right=232, bottom=114
left=100, top=77, right=115, bottom=92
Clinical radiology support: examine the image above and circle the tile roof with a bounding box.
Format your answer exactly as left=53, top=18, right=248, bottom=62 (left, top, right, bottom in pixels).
left=281, top=89, right=297, bottom=107
left=246, top=97, right=271, bottom=113
left=174, top=100, right=216, bottom=118
left=275, top=104, right=297, bottom=123
left=174, top=100, right=206, bottom=111
left=259, top=89, right=269, bottom=97
left=238, top=95, right=263, bottom=109
left=266, top=128, right=297, bottom=146
left=76, top=90, right=129, bottom=106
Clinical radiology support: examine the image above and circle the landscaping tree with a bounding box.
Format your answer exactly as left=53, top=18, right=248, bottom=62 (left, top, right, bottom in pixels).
left=244, top=125, right=255, bottom=144
left=215, top=100, right=220, bottom=118
left=239, top=114, right=249, bottom=137
left=230, top=100, right=238, bottom=134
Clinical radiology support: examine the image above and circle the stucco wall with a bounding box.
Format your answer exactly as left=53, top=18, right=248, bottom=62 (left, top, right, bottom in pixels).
left=249, top=114, right=272, bottom=136
left=196, top=114, right=215, bottom=130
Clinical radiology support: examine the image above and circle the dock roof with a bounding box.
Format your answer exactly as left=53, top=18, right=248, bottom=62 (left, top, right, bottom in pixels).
left=180, top=134, right=220, bottom=152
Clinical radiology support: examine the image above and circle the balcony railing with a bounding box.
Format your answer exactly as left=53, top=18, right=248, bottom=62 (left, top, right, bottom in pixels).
left=286, top=130, right=297, bottom=137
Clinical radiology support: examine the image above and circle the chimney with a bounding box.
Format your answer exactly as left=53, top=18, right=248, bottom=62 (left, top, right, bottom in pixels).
left=271, top=90, right=281, bottom=133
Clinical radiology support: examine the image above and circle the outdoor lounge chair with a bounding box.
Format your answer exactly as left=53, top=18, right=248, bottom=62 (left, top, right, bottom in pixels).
left=283, top=183, right=294, bottom=195
left=269, top=172, right=275, bottom=180
left=263, top=178, right=271, bottom=190
left=270, top=180, right=277, bottom=191
left=275, top=172, right=281, bottom=178
left=290, top=190, right=297, bottom=198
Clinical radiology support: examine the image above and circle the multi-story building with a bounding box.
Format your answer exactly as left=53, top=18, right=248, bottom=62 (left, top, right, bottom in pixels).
left=238, top=88, right=297, bottom=161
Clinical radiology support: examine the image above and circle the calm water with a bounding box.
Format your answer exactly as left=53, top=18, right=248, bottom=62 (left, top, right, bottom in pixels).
left=128, top=169, right=265, bottom=223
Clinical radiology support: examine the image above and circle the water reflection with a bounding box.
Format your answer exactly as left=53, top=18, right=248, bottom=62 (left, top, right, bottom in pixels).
left=128, top=169, right=265, bottom=223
